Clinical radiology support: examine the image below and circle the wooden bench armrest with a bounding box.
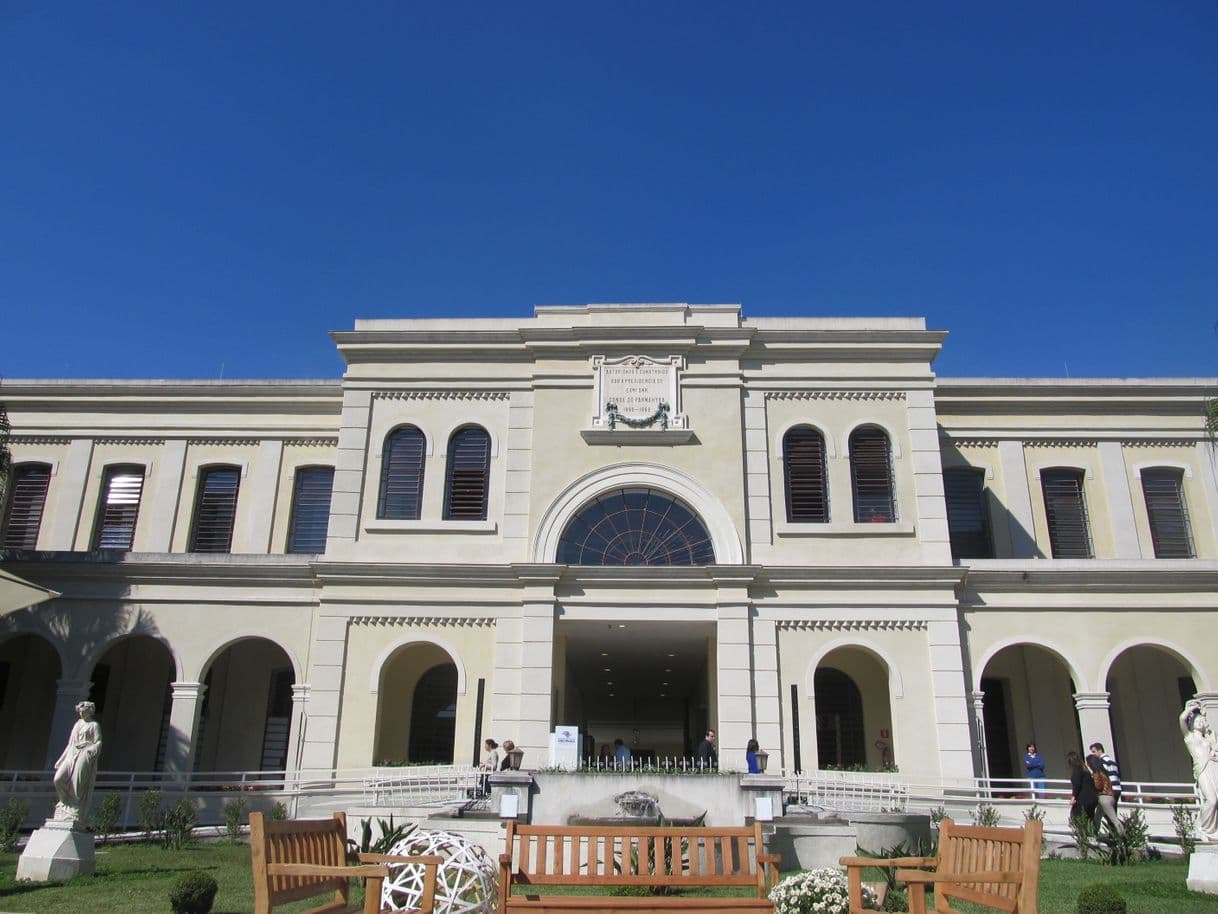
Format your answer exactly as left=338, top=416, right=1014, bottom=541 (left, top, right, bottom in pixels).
left=359, top=853, right=445, bottom=866
left=266, top=863, right=390, bottom=878
left=895, top=869, right=1023, bottom=885
left=756, top=854, right=781, bottom=864
left=839, top=856, right=936, bottom=868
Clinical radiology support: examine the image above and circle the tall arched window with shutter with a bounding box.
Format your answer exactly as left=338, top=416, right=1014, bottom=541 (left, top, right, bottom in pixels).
left=1141, top=467, right=1194, bottom=558
left=92, top=464, right=145, bottom=551
left=783, top=426, right=828, bottom=522
left=444, top=426, right=491, bottom=520
left=849, top=426, right=895, bottom=523
left=189, top=465, right=241, bottom=553
left=944, top=467, right=993, bottom=559
left=1041, top=467, right=1093, bottom=558
left=378, top=426, right=426, bottom=520
left=1, top=463, right=52, bottom=549
left=288, top=466, right=334, bottom=553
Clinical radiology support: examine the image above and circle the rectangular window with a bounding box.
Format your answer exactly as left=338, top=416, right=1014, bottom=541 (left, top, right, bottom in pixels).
left=1141, top=468, right=1194, bottom=558
left=92, top=465, right=145, bottom=551
left=1041, top=468, right=1093, bottom=558
left=189, top=466, right=241, bottom=553
left=944, top=468, right=994, bottom=559
left=2, top=464, right=52, bottom=549
left=287, top=467, right=334, bottom=553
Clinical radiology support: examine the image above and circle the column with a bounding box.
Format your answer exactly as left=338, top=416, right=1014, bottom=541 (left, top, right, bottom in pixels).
left=44, top=679, right=90, bottom=767
left=1074, top=692, right=1115, bottom=757
left=716, top=585, right=753, bottom=772
left=927, top=615, right=975, bottom=783
left=971, top=690, right=988, bottom=780
left=998, top=440, right=1037, bottom=558
left=1098, top=441, right=1140, bottom=558
left=162, top=681, right=206, bottom=778
left=43, top=439, right=93, bottom=550
left=144, top=439, right=186, bottom=551
left=751, top=618, right=782, bottom=772
left=518, top=580, right=557, bottom=764
left=285, top=684, right=310, bottom=781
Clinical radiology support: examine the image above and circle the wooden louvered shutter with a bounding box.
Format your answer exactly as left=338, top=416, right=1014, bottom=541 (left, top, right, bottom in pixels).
left=1142, top=468, right=1194, bottom=558
left=944, top=468, right=993, bottom=559
left=444, top=427, right=490, bottom=520
left=784, top=427, right=828, bottom=522
left=189, top=466, right=240, bottom=553
left=1041, top=468, right=1092, bottom=558
left=2, top=464, right=51, bottom=549
left=378, top=427, right=425, bottom=519
left=93, top=465, right=144, bottom=550
left=288, top=467, right=334, bottom=553
left=850, top=428, right=895, bottom=523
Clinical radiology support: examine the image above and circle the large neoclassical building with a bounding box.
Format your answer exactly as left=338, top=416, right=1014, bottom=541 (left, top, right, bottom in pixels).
left=1, top=304, right=1215, bottom=788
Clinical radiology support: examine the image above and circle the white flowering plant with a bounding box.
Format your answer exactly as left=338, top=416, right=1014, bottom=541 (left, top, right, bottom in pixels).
left=769, top=867, right=878, bottom=914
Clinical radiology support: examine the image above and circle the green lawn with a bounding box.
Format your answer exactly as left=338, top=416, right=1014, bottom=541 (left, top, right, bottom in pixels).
left=3, top=842, right=1218, bottom=914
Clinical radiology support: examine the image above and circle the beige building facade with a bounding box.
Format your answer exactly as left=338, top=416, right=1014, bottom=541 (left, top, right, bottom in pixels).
left=1, top=303, right=1215, bottom=788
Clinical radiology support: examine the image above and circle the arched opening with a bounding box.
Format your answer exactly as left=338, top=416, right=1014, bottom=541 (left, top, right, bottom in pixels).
left=374, top=643, right=459, bottom=765
left=195, top=638, right=296, bottom=773
left=1107, top=644, right=1197, bottom=782
left=87, top=636, right=174, bottom=772
left=557, top=488, right=715, bottom=566
left=978, top=644, right=1079, bottom=783
left=814, top=647, right=894, bottom=770
left=0, top=634, right=61, bottom=768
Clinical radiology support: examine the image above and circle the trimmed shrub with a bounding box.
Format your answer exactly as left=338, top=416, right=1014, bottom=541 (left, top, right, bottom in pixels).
left=169, top=870, right=219, bottom=914
left=138, top=787, right=162, bottom=841
left=93, top=792, right=123, bottom=845
left=162, top=798, right=198, bottom=850
left=222, top=797, right=247, bottom=843
left=1076, top=882, right=1126, bottom=914
left=0, top=797, right=27, bottom=852
left=269, top=800, right=288, bottom=820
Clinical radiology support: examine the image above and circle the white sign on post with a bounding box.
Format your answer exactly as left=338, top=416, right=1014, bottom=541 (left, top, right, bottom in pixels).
left=550, top=725, right=580, bottom=771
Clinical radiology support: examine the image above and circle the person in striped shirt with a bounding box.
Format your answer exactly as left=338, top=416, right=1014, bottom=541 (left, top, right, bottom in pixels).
left=1088, top=742, right=1122, bottom=809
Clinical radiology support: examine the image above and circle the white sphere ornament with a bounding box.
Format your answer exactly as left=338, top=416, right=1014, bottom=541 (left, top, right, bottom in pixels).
left=381, top=829, right=498, bottom=914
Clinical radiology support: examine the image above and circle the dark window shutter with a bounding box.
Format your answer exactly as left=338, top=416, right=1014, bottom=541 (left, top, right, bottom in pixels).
left=92, top=465, right=145, bottom=551
left=2, top=464, right=51, bottom=549
left=944, top=468, right=994, bottom=559
left=444, top=426, right=490, bottom=520
left=190, top=466, right=240, bottom=553
left=1041, top=468, right=1093, bottom=558
left=287, top=466, right=334, bottom=553
left=1142, top=468, right=1194, bottom=558
left=784, top=427, right=829, bottom=522
left=849, top=428, right=896, bottom=523
left=378, top=427, right=426, bottom=519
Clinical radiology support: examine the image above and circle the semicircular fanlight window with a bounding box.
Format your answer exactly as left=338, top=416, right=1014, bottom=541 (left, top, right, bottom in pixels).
left=556, top=488, right=716, bottom=566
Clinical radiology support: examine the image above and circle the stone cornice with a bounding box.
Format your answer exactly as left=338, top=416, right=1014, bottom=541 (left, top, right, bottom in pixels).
left=371, top=390, right=510, bottom=401
left=764, top=390, right=906, bottom=401
left=960, top=559, right=1218, bottom=594
left=759, top=566, right=965, bottom=590
left=0, top=552, right=319, bottom=590
left=350, top=615, right=496, bottom=627
left=776, top=618, right=928, bottom=632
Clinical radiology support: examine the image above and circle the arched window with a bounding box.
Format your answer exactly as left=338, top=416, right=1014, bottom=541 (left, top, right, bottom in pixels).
left=1041, top=467, right=1092, bottom=558
left=1141, top=467, right=1193, bottom=558
left=814, top=668, right=866, bottom=768
left=92, top=464, right=145, bottom=551
left=944, top=467, right=993, bottom=559
left=378, top=426, right=426, bottom=520
left=288, top=466, right=334, bottom=553
left=189, top=465, right=241, bottom=553
left=557, top=488, right=715, bottom=566
left=408, top=664, right=457, bottom=763
left=1, top=463, right=52, bottom=549
left=849, top=427, right=895, bottom=523
left=784, top=426, right=828, bottom=523
left=444, top=426, right=491, bottom=520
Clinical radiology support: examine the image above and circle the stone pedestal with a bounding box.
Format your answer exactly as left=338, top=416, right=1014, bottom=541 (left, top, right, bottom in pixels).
left=16, top=819, right=96, bottom=881
left=1187, top=844, right=1218, bottom=894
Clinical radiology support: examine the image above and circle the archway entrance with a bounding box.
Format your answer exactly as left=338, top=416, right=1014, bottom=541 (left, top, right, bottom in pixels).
left=195, top=638, right=295, bottom=773
left=0, top=634, right=60, bottom=768
left=813, top=647, right=895, bottom=771
left=979, top=644, right=1078, bottom=782
left=88, top=636, right=174, bottom=771
left=1108, top=644, right=1197, bottom=782
left=374, top=643, right=458, bottom=764
left=557, top=620, right=714, bottom=762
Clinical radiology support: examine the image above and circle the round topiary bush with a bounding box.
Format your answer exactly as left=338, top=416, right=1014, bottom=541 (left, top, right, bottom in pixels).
left=1076, top=883, right=1126, bottom=914
left=169, top=870, right=219, bottom=914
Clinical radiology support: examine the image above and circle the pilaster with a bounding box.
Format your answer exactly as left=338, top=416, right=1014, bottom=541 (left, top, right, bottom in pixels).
left=716, top=595, right=753, bottom=772
left=297, top=614, right=348, bottom=772
left=242, top=439, right=284, bottom=553
left=503, top=391, right=534, bottom=560
left=144, top=439, right=186, bottom=551
left=286, top=683, right=310, bottom=778
left=44, top=439, right=93, bottom=550
left=907, top=390, right=951, bottom=563
left=926, top=617, right=974, bottom=783
left=998, top=440, right=1037, bottom=558
left=751, top=618, right=782, bottom=772
left=326, top=389, right=373, bottom=549
left=743, top=389, right=771, bottom=552
left=1098, top=441, right=1139, bottom=558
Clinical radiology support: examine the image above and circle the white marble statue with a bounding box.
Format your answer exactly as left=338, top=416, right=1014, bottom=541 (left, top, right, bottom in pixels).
left=1181, top=699, right=1218, bottom=841
left=52, top=701, right=102, bottom=826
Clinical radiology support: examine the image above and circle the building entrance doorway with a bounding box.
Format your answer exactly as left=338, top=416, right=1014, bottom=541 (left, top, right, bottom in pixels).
left=557, top=620, right=714, bottom=762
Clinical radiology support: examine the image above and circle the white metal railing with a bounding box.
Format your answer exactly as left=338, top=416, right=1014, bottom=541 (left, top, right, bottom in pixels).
left=577, top=755, right=723, bottom=772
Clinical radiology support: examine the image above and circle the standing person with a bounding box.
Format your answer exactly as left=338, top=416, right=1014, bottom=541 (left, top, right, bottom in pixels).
left=613, top=738, right=632, bottom=767
left=1087, top=754, right=1123, bottom=835
left=1088, top=742, right=1122, bottom=810
left=695, top=729, right=718, bottom=769
left=1024, top=742, right=1047, bottom=799
left=746, top=738, right=761, bottom=774
left=477, top=739, right=499, bottom=797
left=1066, top=751, right=1098, bottom=825
left=500, top=739, right=517, bottom=771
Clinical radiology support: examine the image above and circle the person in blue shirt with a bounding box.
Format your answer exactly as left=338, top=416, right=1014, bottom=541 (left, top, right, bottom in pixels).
left=1024, top=741, right=1047, bottom=798
left=613, top=738, right=632, bottom=767
left=746, top=738, right=762, bottom=774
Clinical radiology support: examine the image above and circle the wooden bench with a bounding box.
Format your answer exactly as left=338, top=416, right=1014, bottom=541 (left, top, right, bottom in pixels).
left=250, top=810, right=441, bottom=914
left=498, top=821, right=781, bottom=914
left=839, top=816, right=1042, bottom=914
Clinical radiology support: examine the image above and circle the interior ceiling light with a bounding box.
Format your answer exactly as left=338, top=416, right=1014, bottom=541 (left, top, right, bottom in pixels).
left=603, top=668, right=611, bottom=672
left=617, top=624, right=627, bottom=628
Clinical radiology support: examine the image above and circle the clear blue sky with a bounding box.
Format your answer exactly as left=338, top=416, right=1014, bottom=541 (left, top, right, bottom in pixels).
left=2, top=3, right=1215, bottom=380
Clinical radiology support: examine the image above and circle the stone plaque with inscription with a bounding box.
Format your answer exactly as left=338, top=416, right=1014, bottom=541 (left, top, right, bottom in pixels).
left=590, top=355, right=687, bottom=431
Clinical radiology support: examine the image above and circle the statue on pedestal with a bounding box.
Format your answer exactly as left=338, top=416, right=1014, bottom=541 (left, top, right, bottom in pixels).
left=52, top=700, right=102, bottom=827
left=1180, top=699, right=1218, bottom=841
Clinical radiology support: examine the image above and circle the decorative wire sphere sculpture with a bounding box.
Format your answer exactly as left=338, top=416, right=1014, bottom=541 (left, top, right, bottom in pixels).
left=381, top=829, right=498, bottom=914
